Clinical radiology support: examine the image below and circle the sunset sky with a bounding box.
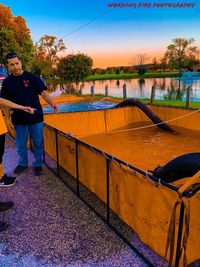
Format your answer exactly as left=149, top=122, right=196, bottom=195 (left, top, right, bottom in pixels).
left=2, top=0, right=200, bottom=68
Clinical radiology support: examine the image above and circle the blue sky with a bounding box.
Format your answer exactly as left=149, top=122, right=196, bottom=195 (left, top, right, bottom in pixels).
left=2, top=0, right=200, bottom=67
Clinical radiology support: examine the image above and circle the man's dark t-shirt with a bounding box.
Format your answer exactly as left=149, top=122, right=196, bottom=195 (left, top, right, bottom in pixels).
left=1, top=71, right=47, bottom=125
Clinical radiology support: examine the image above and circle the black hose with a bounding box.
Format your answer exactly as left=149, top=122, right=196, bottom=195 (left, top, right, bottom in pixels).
left=114, top=99, right=174, bottom=132
left=153, top=153, right=200, bottom=182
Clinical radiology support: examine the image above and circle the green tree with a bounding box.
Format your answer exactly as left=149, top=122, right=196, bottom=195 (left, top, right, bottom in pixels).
left=151, top=57, right=158, bottom=71
left=115, top=68, right=120, bottom=74
left=106, top=67, right=115, bottom=74
left=165, top=38, right=198, bottom=74
left=0, top=4, right=34, bottom=69
left=122, top=67, right=128, bottom=73
left=31, top=58, right=52, bottom=77
left=158, top=57, right=168, bottom=72
left=184, top=57, right=199, bottom=71
left=0, top=28, right=20, bottom=61
left=57, top=53, right=93, bottom=82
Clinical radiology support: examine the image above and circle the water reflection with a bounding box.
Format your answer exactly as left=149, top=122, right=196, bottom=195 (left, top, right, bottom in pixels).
left=116, top=80, right=120, bottom=86
left=164, top=87, right=186, bottom=101
left=160, top=78, right=166, bottom=90
left=70, top=77, right=200, bottom=101
left=138, top=78, right=145, bottom=90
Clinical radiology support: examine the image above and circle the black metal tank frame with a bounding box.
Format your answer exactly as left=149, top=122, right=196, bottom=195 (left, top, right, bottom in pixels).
left=42, top=124, right=196, bottom=267
left=114, top=98, right=175, bottom=133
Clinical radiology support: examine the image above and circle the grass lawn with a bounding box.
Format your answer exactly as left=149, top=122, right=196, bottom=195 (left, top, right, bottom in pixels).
left=46, top=72, right=181, bottom=84
left=85, top=72, right=180, bottom=81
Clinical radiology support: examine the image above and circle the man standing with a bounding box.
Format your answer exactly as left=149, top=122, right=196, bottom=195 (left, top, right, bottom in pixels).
left=1, top=53, right=58, bottom=176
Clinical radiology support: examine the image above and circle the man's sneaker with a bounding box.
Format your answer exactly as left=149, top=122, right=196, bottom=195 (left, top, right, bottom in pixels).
left=14, top=165, right=28, bottom=175
left=0, top=201, right=14, bottom=212
left=34, top=166, right=43, bottom=176
left=0, top=176, right=16, bottom=187
left=0, top=221, right=8, bottom=232
left=2, top=174, right=16, bottom=182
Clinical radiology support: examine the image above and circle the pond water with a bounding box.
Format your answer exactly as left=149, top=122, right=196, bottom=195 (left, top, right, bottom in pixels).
left=80, top=77, right=200, bottom=101
left=43, top=100, right=116, bottom=114
left=49, top=77, right=200, bottom=102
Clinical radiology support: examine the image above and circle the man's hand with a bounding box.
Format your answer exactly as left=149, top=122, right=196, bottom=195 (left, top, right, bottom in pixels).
left=41, top=91, right=58, bottom=113
left=22, top=106, right=36, bottom=114
left=50, top=101, right=58, bottom=113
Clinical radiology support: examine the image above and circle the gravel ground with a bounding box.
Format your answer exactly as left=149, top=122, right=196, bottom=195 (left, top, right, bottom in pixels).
left=0, top=135, right=151, bottom=267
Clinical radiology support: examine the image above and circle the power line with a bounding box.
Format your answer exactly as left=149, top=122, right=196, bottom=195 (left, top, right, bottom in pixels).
left=61, top=10, right=109, bottom=40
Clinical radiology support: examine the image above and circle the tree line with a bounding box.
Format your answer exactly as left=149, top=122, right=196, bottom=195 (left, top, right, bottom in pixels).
left=132, top=38, right=199, bottom=75
left=0, top=4, right=199, bottom=83
left=94, top=39, right=199, bottom=76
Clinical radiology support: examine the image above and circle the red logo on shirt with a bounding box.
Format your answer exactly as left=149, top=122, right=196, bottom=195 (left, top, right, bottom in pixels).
left=23, top=80, right=30, bottom=87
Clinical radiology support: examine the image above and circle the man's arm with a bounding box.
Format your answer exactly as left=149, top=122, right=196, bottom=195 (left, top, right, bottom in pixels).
left=41, top=91, right=58, bottom=113
left=0, top=98, right=35, bottom=113
left=0, top=98, right=36, bottom=129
